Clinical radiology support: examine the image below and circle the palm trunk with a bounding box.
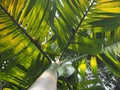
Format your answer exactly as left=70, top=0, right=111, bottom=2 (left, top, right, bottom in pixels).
left=28, top=63, right=58, bottom=90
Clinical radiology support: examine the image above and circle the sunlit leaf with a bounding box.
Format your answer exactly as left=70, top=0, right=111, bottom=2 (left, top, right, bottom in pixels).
left=90, top=56, right=98, bottom=77
left=78, top=58, right=86, bottom=79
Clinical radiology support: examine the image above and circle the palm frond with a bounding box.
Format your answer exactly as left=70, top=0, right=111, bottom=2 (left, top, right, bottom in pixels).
left=98, top=41, right=120, bottom=76
left=0, top=0, right=51, bottom=88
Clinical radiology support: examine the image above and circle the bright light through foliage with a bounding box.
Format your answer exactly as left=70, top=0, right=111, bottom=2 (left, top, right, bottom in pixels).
left=90, top=57, right=98, bottom=77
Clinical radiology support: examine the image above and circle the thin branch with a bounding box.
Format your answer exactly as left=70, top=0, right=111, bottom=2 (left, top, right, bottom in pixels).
left=61, top=54, right=88, bottom=64
left=63, top=77, right=73, bottom=90
left=59, top=0, right=96, bottom=61
left=0, top=5, right=52, bottom=62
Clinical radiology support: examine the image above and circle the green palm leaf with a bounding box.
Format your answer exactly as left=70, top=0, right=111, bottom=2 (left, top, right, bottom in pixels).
left=98, top=41, right=120, bottom=76
left=0, top=0, right=52, bottom=89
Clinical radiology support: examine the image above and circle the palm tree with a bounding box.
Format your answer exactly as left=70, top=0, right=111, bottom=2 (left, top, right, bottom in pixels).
left=0, top=0, right=120, bottom=90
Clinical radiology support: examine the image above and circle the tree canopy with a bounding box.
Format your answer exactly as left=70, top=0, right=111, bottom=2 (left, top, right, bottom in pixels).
left=0, top=0, right=120, bottom=90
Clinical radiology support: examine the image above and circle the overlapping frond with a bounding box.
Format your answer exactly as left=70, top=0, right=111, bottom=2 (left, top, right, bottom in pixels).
left=54, top=0, right=120, bottom=89
left=69, top=0, right=120, bottom=54
left=98, top=41, right=120, bottom=76
left=0, top=0, right=51, bottom=89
